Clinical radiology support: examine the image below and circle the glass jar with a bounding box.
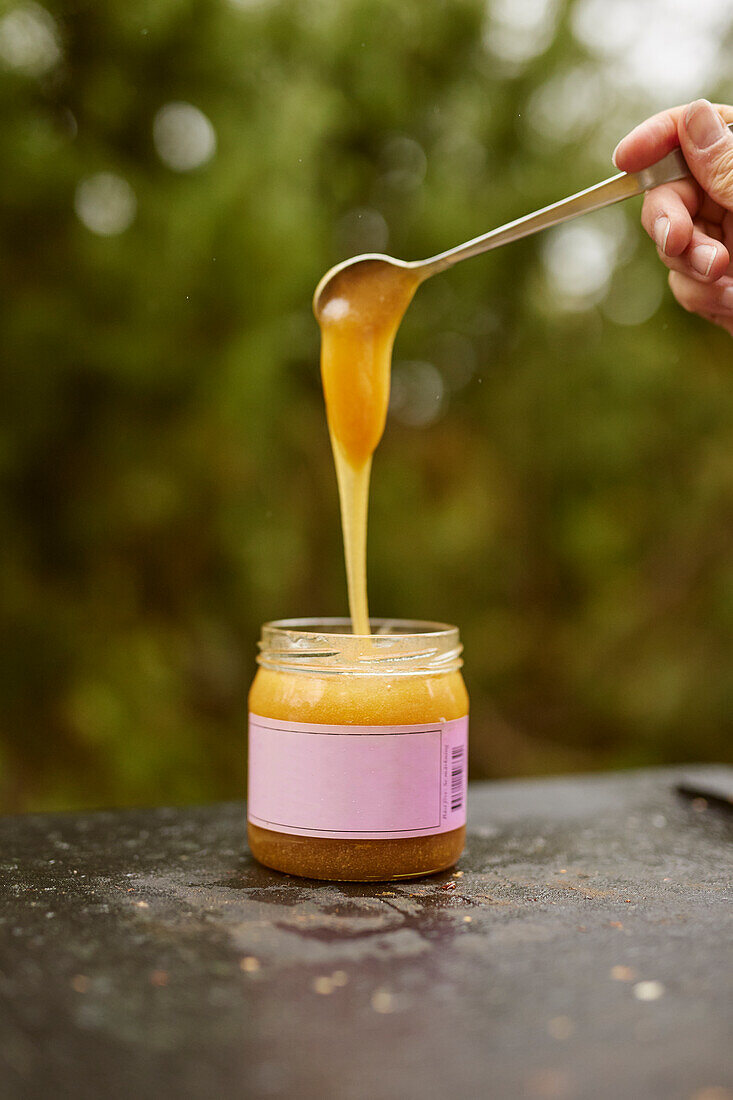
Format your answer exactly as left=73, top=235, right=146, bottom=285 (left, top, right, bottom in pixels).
left=247, top=618, right=468, bottom=881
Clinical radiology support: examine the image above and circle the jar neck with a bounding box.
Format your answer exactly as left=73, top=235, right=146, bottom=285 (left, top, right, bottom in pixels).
left=257, top=618, right=463, bottom=676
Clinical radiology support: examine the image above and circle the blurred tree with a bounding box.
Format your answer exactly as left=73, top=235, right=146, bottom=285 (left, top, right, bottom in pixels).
left=0, top=0, right=731, bottom=810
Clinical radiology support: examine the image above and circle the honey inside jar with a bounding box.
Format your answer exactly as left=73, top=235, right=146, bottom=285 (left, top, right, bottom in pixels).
left=247, top=257, right=468, bottom=881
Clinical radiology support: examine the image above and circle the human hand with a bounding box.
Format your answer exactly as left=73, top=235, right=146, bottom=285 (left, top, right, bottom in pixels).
left=613, top=100, right=733, bottom=336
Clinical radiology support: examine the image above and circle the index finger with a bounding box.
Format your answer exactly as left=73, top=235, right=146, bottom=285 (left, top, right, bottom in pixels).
left=613, top=103, right=733, bottom=174
left=612, top=106, right=687, bottom=173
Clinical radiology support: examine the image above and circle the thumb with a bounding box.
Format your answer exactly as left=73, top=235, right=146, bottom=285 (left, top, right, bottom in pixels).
left=679, top=100, right=733, bottom=211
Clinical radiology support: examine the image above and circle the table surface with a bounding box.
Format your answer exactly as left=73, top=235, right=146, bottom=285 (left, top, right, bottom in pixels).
left=1, top=766, right=732, bottom=1100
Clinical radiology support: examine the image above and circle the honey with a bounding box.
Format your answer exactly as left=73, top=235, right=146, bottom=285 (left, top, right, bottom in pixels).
left=316, top=259, right=420, bottom=634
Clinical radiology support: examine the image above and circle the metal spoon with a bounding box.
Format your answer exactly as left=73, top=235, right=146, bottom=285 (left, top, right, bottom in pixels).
left=313, top=124, right=733, bottom=310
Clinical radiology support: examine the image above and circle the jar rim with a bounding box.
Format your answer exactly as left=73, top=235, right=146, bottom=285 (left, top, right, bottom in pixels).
left=263, top=616, right=458, bottom=638
left=257, top=618, right=462, bottom=676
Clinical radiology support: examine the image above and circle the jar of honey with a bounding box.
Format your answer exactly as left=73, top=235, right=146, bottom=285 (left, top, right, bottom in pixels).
left=247, top=618, right=469, bottom=881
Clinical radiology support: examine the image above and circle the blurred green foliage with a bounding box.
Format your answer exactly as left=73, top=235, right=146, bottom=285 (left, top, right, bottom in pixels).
left=1, top=0, right=732, bottom=811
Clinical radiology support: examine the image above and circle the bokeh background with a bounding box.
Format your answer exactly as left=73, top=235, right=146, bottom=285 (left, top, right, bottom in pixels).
left=2, top=0, right=733, bottom=812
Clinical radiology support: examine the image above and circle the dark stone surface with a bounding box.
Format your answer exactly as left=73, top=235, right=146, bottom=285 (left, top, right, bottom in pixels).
left=1, top=767, right=732, bottom=1100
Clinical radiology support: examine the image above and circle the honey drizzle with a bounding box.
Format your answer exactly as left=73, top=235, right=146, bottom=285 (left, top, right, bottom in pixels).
left=315, top=259, right=420, bottom=634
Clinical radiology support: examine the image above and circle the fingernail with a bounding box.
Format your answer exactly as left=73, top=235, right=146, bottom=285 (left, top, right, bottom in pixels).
left=722, top=286, right=733, bottom=311
left=611, top=143, right=621, bottom=169
left=685, top=99, right=725, bottom=149
left=690, top=244, right=717, bottom=277
left=653, top=215, right=671, bottom=254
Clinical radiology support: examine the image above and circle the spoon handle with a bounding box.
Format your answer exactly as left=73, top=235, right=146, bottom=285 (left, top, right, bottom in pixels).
left=418, top=124, right=733, bottom=276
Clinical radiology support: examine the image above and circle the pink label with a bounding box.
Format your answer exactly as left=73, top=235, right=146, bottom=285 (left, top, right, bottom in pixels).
left=247, top=714, right=468, bottom=840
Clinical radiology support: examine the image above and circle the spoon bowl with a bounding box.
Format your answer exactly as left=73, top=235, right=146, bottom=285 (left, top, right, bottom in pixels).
left=313, top=253, right=418, bottom=319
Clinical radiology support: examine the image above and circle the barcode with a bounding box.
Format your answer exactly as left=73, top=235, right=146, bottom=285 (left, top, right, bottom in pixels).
left=450, top=745, right=464, bottom=813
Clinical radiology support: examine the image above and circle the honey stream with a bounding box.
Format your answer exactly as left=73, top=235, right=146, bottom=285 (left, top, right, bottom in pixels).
left=315, top=260, right=420, bottom=634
